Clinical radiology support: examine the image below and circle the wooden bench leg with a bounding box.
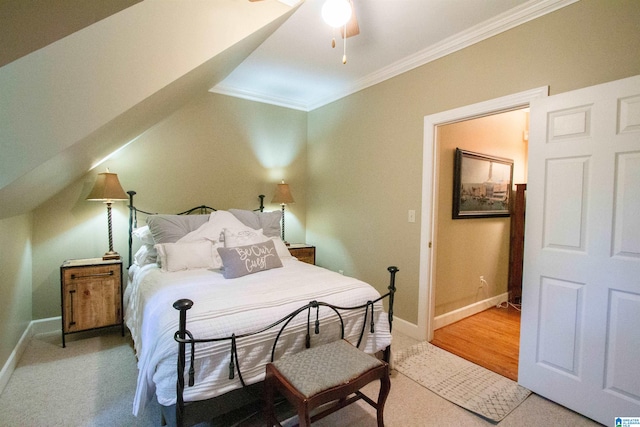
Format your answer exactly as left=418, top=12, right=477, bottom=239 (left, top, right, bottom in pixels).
left=377, top=369, right=391, bottom=427
left=298, top=404, right=311, bottom=427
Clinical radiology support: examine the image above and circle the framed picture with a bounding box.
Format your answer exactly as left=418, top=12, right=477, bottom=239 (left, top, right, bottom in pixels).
left=452, top=148, right=513, bottom=219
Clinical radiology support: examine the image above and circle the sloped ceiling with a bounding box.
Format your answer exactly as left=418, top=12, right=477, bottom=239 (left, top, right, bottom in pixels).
left=0, top=0, right=143, bottom=67
left=0, top=0, right=298, bottom=219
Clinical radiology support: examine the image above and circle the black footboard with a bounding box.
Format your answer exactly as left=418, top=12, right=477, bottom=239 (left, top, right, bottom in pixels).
left=171, top=266, right=399, bottom=427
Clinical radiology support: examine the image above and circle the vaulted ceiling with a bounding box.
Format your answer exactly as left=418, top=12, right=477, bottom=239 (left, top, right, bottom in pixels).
left=0, top=0, right=573, bottom=219
left=0, top=0, right=297, bottom=219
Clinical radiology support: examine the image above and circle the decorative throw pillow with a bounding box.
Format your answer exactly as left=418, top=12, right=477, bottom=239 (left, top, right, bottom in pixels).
left=222, top=227, right=267, bottom=248
left=155, top=241, right=218, bottom=272
left=216, top=239, right=283, bottom=279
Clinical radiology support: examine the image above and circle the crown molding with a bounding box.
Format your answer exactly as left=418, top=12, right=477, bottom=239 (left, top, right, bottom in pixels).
left=210, top=84, right=311, bottom=111
left=212, top=0, right=578, bottom=112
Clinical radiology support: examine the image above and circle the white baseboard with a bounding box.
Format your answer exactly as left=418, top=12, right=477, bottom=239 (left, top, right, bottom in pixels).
left=0, top=323, right=33, bottom=395
left=0, top=316, right=61, bottom=395
left=388, top=293, right=509, bottom=343
left=433, top=292, right=508, bottom=330
left=31, top=316, right=62, bottom=335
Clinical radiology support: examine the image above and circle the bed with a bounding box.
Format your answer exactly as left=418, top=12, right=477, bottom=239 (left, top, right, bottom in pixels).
left=124, top=192, right=398, bottom=426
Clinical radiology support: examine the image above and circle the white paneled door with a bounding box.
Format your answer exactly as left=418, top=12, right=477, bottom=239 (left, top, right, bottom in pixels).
left=519, top=75, right=640, bottom=425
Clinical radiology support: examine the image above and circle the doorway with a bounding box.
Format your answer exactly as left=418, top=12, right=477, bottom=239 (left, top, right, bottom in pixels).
left=429, top=109, right=528, bottom=379
left=416, top=87, right=548, bottom=343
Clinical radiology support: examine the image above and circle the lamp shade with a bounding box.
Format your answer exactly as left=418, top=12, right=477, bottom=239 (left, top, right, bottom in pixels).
left=86, top=171, right=128, bottom=202
left=271, top=181, right=295, bottom=205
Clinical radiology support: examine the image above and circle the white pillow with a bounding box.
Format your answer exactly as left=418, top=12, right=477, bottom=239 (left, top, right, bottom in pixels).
left=223, top=227, right=267, bottom=248
left=178, top=211, right=250, bottom=244
left=269, top=236, right=293, bottom=259
left=133, top=244, right=158, bottom=266
left=155, top=241, right=219, bottom=272
left=133, top=225, right=155, bottom=245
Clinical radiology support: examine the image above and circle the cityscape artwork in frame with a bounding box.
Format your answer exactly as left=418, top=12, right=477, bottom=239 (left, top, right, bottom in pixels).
left=452, top=148, right=513, bottom=219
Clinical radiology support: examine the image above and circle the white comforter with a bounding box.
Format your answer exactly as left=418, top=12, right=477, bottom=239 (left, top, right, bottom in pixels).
left=125, top=258, right=391, bottom=416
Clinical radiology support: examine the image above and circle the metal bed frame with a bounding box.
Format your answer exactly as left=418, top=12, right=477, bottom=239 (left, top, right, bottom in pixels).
left=126, top=190, right=265, bottom=268
left=124, top=191, right=398, bottom=426
left=172, top=266, right=398, bottom=427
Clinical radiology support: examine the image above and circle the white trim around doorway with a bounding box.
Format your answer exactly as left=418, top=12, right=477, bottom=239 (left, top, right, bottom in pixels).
left=418, top=86, right=549, bottom=342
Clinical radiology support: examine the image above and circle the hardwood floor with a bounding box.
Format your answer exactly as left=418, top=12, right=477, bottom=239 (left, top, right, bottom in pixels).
left=431, top=305, right=521, bottom=381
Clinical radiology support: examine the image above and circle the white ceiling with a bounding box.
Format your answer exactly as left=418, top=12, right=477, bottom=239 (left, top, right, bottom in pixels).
left=211, top=0, right=574, bottom=111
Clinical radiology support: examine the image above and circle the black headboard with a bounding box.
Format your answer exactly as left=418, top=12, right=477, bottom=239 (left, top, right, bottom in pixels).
left=126, top=191, right=265, bottom=268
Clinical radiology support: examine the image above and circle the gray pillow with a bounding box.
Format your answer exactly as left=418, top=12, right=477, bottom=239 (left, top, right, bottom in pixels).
left=229, top=209, right=282, bottom=238
left=217, top=239, right=283, bottom=279
left=146, top=214, right=209, bottom=244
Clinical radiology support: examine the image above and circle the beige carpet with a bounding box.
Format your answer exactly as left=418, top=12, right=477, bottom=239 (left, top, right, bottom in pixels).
left=0, top=330, right=604, bottom=426
left=394, top=341, right=531, bottom=423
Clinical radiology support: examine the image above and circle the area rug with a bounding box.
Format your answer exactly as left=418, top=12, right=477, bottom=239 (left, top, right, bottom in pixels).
left=393, top=341, right=531, bottom=423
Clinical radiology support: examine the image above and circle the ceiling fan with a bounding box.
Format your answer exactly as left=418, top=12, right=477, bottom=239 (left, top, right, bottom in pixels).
left=249, top=0, right=359, bottom=39
left=323, top=0, right=359, bottom=63
left=340, top=0, right=360, bottom=39
left=250, top=0, right=359, bottom=63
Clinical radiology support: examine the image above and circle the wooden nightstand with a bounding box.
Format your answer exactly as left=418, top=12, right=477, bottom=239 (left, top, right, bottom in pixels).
left=60, top=258, right=124, bottom=347
left=288, top=244, right=316, bottom=265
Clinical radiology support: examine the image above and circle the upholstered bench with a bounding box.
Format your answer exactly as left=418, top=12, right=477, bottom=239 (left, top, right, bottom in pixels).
left=264, top=339, right=390, bottom=426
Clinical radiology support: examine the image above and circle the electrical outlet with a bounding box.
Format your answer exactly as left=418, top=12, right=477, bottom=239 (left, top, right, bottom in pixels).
left=479, top=276, right=488, bottom=288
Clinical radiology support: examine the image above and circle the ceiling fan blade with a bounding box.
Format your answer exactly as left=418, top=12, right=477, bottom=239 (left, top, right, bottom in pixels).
left=341, top=0, right=360, bottom=38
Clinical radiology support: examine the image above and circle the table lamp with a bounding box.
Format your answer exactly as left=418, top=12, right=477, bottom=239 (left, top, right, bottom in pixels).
left=86, top=170, right=128, bottom=260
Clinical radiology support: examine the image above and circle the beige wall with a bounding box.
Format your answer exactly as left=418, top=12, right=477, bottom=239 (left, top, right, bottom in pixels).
left=3, top=0, right=639, bottom=367
left=307, top=0, right=640, bottom=325
left=435, top=110, right=528, bottom=316
left=0, top=214, right=32, bottom=366
left=31, top=93, right=308, bottom=319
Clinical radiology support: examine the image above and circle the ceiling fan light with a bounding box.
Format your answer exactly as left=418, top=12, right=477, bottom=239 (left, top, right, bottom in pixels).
left=322, top=0, right=352, bottom=28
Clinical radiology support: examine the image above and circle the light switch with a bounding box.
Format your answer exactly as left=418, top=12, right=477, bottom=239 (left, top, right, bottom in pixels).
left=408, top=210, right=416, bottom=223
